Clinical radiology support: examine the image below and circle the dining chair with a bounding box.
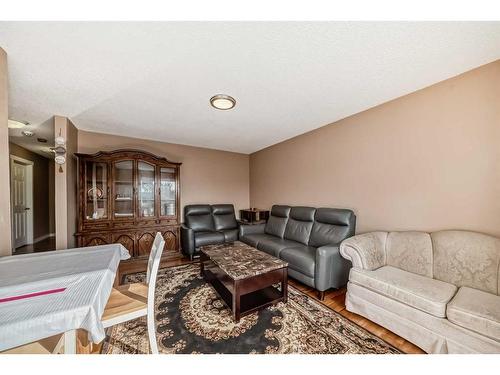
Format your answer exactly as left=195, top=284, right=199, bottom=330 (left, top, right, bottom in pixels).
left=1, top=335, right=64, bottom=354
left=101, top=232, right=165, bottom=354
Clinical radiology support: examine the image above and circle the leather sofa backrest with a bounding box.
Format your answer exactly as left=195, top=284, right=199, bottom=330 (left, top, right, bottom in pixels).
left=284, top=207, right=316, bottom=245
left=265, top=205, right=291, bottom=238
left=309, top=208, right=356, bottom=248
left=212, top=204, right=237, bottom=231
left=386, top=231, right=433, bottom=278
left=184, top=204, right=215, bottom=232
left=431, top=230, right=500, bottom=295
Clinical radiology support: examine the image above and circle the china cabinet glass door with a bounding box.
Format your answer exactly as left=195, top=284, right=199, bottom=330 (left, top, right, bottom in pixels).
left=85, top=161, right=108, bottom=220
left=160, top=167, right=176, bottom=217
left=113, top=160, right=134, bottom=218
left=138, top=161, right=156, bottom=218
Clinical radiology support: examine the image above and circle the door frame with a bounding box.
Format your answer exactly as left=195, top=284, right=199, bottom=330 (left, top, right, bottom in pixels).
left=10, top=155, right=34, bottom=250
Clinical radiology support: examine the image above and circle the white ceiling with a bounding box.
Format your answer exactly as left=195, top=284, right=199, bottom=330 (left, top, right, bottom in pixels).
left=1, top=22, right=500, bottom=154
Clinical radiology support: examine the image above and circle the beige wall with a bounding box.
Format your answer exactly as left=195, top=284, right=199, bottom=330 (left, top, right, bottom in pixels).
left=54, top=116, right=78, bottom=249
left=77, top=130, right=250, bottom=220
left=54, top=116, right=67, bottom=249
left=250, top=60, right=500, bottom=237
left=9, top=142, right=53, bottom=240
left=0, top=48, right=11, bottom=256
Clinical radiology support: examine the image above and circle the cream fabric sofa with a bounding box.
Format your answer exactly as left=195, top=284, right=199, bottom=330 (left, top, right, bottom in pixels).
left=339, top=230, right=500, bottom=353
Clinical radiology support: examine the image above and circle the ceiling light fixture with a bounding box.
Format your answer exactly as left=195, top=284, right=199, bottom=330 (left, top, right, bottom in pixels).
left=8, top=119, right=29, bottom=129
left=210, top=94, right=236, bottom=110
left=53, top=130, right=67, bottom=173
left=22, top=130, right=35, bottom=137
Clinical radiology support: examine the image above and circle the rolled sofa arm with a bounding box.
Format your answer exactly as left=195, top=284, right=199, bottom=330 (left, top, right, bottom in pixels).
left=180, top=224, right=195, bottom=256
left=238, top=223, right=266, bottom=237
left=339, top=232, right=388, bottom=270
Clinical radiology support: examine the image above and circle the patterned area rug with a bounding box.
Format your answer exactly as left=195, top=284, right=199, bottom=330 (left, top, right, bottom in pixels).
left=101, top=264, right=400, bottom=354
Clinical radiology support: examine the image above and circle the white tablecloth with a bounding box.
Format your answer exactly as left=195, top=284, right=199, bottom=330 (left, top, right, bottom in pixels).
left=0, top=244, right=130, bottom=351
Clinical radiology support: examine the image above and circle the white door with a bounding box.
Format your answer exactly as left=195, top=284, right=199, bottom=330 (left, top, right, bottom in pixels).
left=10, top=159, right=32, bottom=248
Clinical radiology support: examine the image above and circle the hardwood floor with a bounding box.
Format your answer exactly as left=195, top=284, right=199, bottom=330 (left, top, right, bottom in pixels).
left=287, top=279, right=425, bottom=354
left=112, top=257, right=425, bottom=355
left=14, top=236, right=56, bottom=255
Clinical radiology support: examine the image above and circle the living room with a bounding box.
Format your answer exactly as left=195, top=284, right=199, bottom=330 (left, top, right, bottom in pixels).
left=1, top=1, right=500, bottom=372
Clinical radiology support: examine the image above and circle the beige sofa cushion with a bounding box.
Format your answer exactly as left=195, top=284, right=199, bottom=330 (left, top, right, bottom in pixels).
left=350, top=266, right=457, bottom=317
left=432, top=231, right=500, bottom=295
left=447, top=287, right=500, bottom=341
left=386, top=231, right=433, bottom=277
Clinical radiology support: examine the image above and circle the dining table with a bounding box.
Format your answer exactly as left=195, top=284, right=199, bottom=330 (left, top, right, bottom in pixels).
left=0, top=244, right=130, bottom=354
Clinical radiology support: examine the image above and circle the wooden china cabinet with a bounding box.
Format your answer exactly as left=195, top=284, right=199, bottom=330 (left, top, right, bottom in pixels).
left=75, top=149, right=181, bottom=270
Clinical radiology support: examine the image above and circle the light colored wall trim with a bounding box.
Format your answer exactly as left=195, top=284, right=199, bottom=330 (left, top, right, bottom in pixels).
left=10, top=155, right=34, bottom=165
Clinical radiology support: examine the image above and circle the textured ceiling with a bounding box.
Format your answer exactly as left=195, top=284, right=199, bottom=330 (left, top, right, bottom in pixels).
left=1, top=22, right=500, bottom=154
left=8, top=118, right=54, bottom=158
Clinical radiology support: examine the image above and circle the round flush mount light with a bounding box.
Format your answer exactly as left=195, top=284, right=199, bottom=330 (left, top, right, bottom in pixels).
left=22, top=130, right=35, bottom=137
left=8, top=119, right=29, bottom=129
left=210, top=94, right=236, bottom=110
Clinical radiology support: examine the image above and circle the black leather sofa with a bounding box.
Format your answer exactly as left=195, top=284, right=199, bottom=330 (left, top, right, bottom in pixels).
left=239, top=205, right=356, bottom=300
left=180, top=204, right=238, bottom=260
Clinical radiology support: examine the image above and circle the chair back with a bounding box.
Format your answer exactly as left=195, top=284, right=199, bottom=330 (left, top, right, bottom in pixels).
left=146, top=232, right=165, bottom=285
left=146, top=232, right=165, bottom=352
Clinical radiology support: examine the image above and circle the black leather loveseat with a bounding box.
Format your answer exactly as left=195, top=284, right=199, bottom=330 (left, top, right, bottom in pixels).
left=239, top=205, right=356, bottom=300
left=180, top=204, right=238, bottom=260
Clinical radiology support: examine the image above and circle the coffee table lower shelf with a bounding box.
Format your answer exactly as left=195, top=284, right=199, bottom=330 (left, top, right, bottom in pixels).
left=200, top=255, right=288, bottom=322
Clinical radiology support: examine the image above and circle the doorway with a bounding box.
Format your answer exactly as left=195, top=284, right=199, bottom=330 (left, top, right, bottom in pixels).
left=10, top=155, right=34, bottom=249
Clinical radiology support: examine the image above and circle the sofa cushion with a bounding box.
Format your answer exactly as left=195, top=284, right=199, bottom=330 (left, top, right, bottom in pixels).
left=280, top=245, right=316, bottom=278
left=240, top=233, right=276, bottom=248
left=283, top=207, right=315, bottom=245
left=264, top=205, right=291, bottom=238
left=256, top=237, right=299, bottom=257
left=432, top=230, right=500, bottom=295
left=386, top=231, right=433, bottom=278
left=185, top=205, right=215, bottom=232
left=350, top=266, right=457, bottom=318
left=212, top=204, right=238, bottom=231
left=447, top=287, right=500, bottom=341
left=309, top=208, right=355, bottom=247
left=219, top=229, right=238, bottom=242
left=194, top=231, right=225, bottom=247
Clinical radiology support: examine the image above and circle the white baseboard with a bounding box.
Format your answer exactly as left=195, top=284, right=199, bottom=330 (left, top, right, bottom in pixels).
left=33, top=233, right=55, bottom=244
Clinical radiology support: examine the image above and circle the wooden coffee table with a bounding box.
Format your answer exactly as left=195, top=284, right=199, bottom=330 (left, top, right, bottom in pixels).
left=199, top=241, right=288, bottom=322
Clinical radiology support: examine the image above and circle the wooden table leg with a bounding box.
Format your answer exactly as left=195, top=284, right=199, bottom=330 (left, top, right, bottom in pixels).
left=113, top=271, right=120, bottom=287
left=76, top=329, right=91, bottom=354
left=233, top=280, right=241, bottom=322
left=282, top=268, right=288, bottom=303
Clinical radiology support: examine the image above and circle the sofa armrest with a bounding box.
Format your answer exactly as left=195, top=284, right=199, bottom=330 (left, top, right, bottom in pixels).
left=238, top=223, right=266, bottom=237
left=315, top=245, right=352, bottom=291
left=180, top=224, right=195, bottom=256
left=339, top=232, right=388, bottom=271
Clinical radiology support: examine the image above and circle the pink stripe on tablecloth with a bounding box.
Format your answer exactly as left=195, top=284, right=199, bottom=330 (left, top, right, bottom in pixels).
left=0, top=288, right=66, bottom=303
